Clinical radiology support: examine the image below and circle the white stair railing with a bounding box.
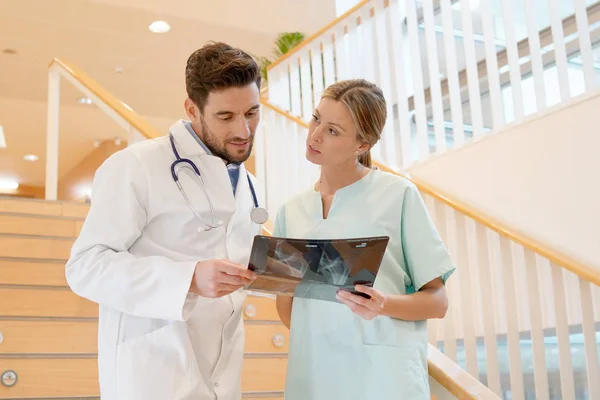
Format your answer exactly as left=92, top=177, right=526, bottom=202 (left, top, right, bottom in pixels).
left=257, top=101, right=600, bottom=400
left=45, top=58, right=154, bottom=200
left=266, top=0, right=600, bottom=170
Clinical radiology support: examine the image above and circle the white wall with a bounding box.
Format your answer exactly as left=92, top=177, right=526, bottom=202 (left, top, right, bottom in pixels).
left=408, top=90, right=600, bottom=272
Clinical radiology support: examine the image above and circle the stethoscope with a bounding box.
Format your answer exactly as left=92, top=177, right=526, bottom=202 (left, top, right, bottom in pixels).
left=169, top=134, right=268, bottom=231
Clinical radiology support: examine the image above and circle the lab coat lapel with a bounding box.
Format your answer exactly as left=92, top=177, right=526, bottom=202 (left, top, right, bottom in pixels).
left=169, top=119, right=210, bottom=157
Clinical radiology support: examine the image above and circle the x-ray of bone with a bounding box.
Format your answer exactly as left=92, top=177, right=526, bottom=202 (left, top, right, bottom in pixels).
left=246, top=236, right=389, bottom=302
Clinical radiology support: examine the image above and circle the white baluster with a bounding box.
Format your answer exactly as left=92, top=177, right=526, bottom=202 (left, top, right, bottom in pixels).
left=268, top=63, right=291, bottom=111
left=480, top=0, right=505, bottom=129
left=547, top=0, right=571, bottom=102
left=405, top=0, right=429, bottom=161
left=423, top=0, right=445, bottom=154
left=289, top=57, right=302, bottom=118
left=523, top=249, right=550, bottom=400
left=322, top=31, right=336, bottom=88
left=498, top=236, right=525, bottom=400
left=359, top=6, right=377, bottom=85
left=501, top=0, right=525, bottom=122
left=434, top=200, right=457, bottom=361
left=388, top=0, right=412, bottom=169
left=475, top=223, right=502, bottom=396
left=425, top=195, right=442, bottom=346
left=371, top=0, right=395, bottom=165
left=523, top=0, right=547, bottom=113
left=440, top=0, right=465, bottom=148
left=579, top=278, right=600, bottom=400
left=300, top=49, right=313, bottom=121
left=310, top=42, right=325, bottom=107
left=459, top=0, right=484, bottom=138
left=347, top=12, right=362, bottom=80
left=550, top=263, right=576, bottom=400
left=265, top=109, right=278, bottom=212
left=289, top=119, right=300, bottom=197
left=574, top=0, right=597, bottom=90
left=255, top=110, right=267, bottom=208
left=455, top=214, right=479, bottom=378
left=334, top=24, right=349, bottom=82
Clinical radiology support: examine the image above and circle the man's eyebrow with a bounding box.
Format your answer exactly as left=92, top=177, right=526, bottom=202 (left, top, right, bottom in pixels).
left=215, top=105, right=260, bottom=116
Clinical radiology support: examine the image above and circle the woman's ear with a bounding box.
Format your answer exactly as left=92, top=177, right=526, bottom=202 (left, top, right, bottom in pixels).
left=357, top=142, right=371, bottom=155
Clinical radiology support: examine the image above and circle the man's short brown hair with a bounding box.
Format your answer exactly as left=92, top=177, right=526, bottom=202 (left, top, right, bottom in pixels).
left=185, top=42, right=261, bottom=112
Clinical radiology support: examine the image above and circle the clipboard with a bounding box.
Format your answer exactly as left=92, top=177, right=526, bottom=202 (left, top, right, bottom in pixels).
left=245, top=235, right=389, bottom=299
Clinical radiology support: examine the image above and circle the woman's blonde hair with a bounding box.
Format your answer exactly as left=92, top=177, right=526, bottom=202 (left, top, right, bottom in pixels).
left=321, top=79, right=386, bottom=167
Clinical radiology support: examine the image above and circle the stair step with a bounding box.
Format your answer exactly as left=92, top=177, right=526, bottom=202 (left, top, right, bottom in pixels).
left=0, top=287, right=280, bottom=321
left=0, top=259, right=67, bottom=286
left=0, top=235, right=73, bottom=260
left=0, top=197, right=88, bottom=219
left=0, top=287, right=97, bottom=318
left=0, top=320, right=288, bottom=355
left=0, top=357, right=287, bottom=398
left=0, top=213, right=83, bottom=238
left=0, top=358, right=98, bottom=398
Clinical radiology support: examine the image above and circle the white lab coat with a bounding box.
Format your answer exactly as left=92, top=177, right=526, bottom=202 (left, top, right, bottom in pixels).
left=66, top=120, right=262, bottom=400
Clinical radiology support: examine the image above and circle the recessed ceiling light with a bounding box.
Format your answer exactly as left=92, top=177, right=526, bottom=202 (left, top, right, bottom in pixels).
left=0, top=126, right=5, bottom=148
left=148, top=20, right=170, bottom=33
left=77, top=96, right=93, bottom=105
left=23, top=154, right=39, bottom=162
left=0, top=180, right=19, bottom=190
left=115, top=67, right=124, bottom=73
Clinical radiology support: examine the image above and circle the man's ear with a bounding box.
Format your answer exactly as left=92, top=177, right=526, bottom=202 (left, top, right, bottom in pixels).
left=184, top=98, right=200, bottom=121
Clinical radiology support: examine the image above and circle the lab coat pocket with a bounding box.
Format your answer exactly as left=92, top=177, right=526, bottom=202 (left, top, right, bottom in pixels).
left=115, top=322, right=198, bottom=400
left=362, top=344, right=429, bottom=400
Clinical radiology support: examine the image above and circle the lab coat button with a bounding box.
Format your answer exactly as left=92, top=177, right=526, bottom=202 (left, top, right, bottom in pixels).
left=214, top=382, right=220, bottom=387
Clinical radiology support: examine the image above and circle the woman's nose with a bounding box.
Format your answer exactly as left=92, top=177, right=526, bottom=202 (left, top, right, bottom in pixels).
left=310, top=127, right=323, bottom=142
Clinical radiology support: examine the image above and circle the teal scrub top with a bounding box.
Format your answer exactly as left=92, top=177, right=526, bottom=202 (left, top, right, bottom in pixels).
left=273, top=170, right=455, bottom=400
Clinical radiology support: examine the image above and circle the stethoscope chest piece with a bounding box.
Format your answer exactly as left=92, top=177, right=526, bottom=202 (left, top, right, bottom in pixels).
left=250, top=207, right=269, bottom=225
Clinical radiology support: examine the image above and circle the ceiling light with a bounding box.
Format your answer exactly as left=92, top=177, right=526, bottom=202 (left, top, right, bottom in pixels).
left=80, top=186, right=92, bottom=201
left=0, top=126, right=5, bottom=148
left=77, top=96, right=93, bottom=105
left=148, top=20, right=170, bottom=33
left=23, top=154, right=39, bottom=162
left=0, top=180, right=19, bottom=190
left=115, top=67, right=124, bottom=73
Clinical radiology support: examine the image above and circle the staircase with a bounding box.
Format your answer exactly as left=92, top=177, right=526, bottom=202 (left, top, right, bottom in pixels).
left=262, top=1, right=600, bottom=398
left=0, top=197, right=288, bottom=399
left=2, top=0, right=597, bottom=398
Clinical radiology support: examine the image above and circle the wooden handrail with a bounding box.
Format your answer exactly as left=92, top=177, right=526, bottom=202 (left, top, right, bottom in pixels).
left=49, top=58, right=162, bottom=140
left=260, top=100, right=600, bottom=287
left=428, top=346, right=500, bottom=399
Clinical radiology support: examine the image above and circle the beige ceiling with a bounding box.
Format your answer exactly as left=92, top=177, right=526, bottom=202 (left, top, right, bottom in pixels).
left=0, top=0, right=335, bottom=188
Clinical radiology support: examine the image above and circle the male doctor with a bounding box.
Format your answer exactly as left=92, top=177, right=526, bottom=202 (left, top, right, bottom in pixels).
left=66, top=42, right=264, bottom=400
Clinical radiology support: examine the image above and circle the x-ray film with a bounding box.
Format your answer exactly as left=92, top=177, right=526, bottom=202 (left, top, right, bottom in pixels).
left=245, top=235, right=389, bottom=302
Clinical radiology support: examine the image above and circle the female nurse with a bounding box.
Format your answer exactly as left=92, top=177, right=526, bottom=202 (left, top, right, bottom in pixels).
left=274, top=79, right=455, bottom=400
